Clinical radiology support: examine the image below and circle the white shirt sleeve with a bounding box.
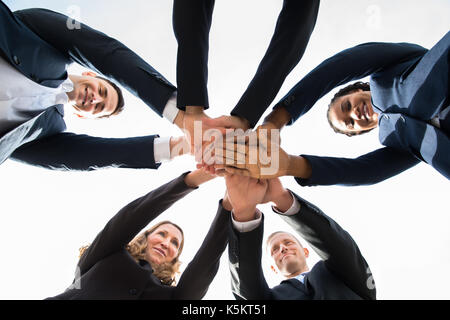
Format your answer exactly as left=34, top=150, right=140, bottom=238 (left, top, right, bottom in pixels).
left=153, top=136, right=172, bottom=163
left=271, top=192, right=300, bottom=216
left=162, top=92, right=179, bottom=123
left=231, top=209, right=263, bottom=233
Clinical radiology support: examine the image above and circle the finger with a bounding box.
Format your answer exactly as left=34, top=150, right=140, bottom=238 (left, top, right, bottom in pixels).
left=224, top=166, right=251, bottom=177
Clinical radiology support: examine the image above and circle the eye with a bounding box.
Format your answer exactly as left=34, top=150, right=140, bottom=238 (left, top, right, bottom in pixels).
left=171, top=239, right=179, bottom=248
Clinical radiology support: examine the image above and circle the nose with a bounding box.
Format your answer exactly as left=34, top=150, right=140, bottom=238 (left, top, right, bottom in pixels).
left=89, top=91, right=103, bottom=106
left=280, top=244, right=288, bottom=253
left=350, top=106, right=362, bottom=120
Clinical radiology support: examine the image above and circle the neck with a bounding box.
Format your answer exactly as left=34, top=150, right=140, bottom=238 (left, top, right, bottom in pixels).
left=285, top=265, right=309, bottom=279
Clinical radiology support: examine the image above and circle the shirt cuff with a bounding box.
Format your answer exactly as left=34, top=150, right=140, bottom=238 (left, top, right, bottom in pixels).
left=272, top=192, right=300, bottom=216
left=162, top=92, right=179, bottom=123
left=153, top=137, right=171, bottom=163
left=231, top=209, right=262, bottom=233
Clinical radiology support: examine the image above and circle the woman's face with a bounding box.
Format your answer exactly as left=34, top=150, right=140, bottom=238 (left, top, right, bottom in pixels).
left=145, top=224, right=183, bottom=265
left=328, top=89, right=379, bottom=134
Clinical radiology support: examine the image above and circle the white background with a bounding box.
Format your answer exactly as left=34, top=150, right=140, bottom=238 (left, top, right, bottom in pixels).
left=1, top=0, right=449, bottom=300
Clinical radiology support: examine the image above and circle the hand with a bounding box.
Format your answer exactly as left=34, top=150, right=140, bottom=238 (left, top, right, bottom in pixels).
left=212, top=129, right=291, bottom=179
left=184, top=168, right=216, bottom=188
left=224, top=174, right=267, bottom=222
left=261, top=178, right=293, bottom=212
left=169, top=136, right=191, bottom=159
left=203, top=114, right=251, bottom=132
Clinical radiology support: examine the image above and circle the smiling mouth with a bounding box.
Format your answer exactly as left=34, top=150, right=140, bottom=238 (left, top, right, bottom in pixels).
left=82, top=87, right=88, bottom=106
left=153, top=247, right=166, bottom=257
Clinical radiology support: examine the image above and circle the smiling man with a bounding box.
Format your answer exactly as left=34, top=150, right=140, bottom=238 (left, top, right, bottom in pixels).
left=0, top=2, right=189, bottom=171
left=67, top=72, right=123, bottom=119
left=224, top=174, right=376, bottom=300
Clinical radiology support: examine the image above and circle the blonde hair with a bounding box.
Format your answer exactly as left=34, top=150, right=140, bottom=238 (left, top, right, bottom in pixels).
left=79, top=220, right=184, bottom=286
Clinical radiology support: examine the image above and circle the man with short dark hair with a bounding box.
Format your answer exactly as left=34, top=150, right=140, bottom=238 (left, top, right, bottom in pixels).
left=223, top=174, right=376, bottom=300
left=1, top=2, right=189, bottom=171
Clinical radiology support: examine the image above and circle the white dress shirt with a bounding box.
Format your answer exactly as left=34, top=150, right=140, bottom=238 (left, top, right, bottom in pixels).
left=0, top=55, right=72, bottom=137
left=231, top=191, right=300, bottom=232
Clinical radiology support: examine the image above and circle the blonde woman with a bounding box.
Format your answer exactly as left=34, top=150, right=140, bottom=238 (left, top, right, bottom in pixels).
left=48, top=170, right=229, bottom=299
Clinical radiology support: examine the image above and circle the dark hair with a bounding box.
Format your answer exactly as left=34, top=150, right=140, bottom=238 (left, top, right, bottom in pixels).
left=96, top=76, right=125, bottom=118
left=326, top=81, right=373, bottom=137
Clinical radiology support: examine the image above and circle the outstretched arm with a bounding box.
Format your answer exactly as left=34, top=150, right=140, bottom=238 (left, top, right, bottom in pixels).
left=274, top=42, right=428, bottom=124
left=14, top=8, right=176, bottom=117
left=77, top=171, right=208, bottom=274
left=231, top=0, right=320, bottom=128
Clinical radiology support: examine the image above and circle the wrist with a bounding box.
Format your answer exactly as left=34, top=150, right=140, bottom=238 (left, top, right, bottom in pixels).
left=272, top=190, right=293, bottom=213
left=185, top=106, right=205, bottom=114
left=232, top=206, right=258, bottom=222
left=173, top=110, right=185, bottom=129
left=286, top=155, right=312, bottom=179
left=169, top=136, right=190, bottom=158
left=264, top=107, right=291, bottom=130
left=184, top=169, right=214, bottom=188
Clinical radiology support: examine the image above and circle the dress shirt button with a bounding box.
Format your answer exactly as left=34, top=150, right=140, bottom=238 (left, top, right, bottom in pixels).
left=13, top=55, right=20, bottom=65
left=129, top=288, right=137, bottom=295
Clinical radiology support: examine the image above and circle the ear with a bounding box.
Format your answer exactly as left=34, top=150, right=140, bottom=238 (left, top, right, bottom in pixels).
left=270, top=265, right=278, bottom=274
left=82, top=71, right=97, bottom=78
left=303, top=247, right=309, bottom=258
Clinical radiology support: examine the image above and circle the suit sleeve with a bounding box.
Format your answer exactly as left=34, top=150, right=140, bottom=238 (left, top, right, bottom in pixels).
left=172, top=0, right=215, bottom=109
left=76, top=172, right=195, bottom=274
left=279, top=192, right=376, bottom=300
left=173, top=200, right=229, bottom=299
left=10, top=132, right=161, bottom=171
left=14, top=8, right=176, bottom=116
left=228, top=214, right=272, bottom=300
left=296, top=146, right=421, bottom=186
left=231, top=0, right=320, bottom=128
left=274, top=42, right=428, bottom=124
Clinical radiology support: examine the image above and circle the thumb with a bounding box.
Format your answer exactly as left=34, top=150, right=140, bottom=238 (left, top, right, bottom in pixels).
left=204, top=116, right=234, bottom=128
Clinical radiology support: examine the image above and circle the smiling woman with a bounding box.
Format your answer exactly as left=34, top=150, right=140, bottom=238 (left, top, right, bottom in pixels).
left=47, top=170, right=230, bottom=300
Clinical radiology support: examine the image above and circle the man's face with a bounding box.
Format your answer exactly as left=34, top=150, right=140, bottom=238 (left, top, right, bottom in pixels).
left=328, top=90, right=379, bottom=135
left=69, top=73, right=118, bottom=118
left=268, top=233, right=308, bottom=277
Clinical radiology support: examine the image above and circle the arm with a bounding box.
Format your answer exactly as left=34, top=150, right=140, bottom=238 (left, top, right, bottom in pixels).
left=231, top=0, right=320, bottom=128
left=14, top=8, right=176, bottom=117
left=228, top=213, right=273, bottom=300
left=295, top=147, right=421, bottom=186
left=172, top=0, right=215, bottom=110
left=10, top=132, right=160, bottom=171
left=173, top=199, right=229, bottom=300
left=278, top=191, right=376, bottom=300
left=274, top=42, right=428, bottom=124
left=77, top=171, right=210, bottom=274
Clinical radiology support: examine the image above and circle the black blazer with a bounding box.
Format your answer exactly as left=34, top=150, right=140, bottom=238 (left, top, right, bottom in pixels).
left=172, top=0, right=320, bottom=127
left=0, top=2, right=176, bottom=170
left=228, top=191, right=376, bottom=300
left=48, top=173, right=229, bottom=300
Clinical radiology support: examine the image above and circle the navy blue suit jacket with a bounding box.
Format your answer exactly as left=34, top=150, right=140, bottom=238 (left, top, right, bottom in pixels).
left=228, top=192, right=376, bottom=300
left=173, top=0, right=320, bottom=128
left=274, top=32, right=449, bottom=186
left=0, top=2, right=176, bottom=170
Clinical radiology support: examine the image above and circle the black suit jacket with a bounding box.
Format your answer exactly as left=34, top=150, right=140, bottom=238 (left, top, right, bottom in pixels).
left=0, top=2, right=176, bottom=170
left=172, top=0, right=320, bottom=128
left=48, top=173, right=229, bottom=300
left=228, top=191, right=376, bottom=300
